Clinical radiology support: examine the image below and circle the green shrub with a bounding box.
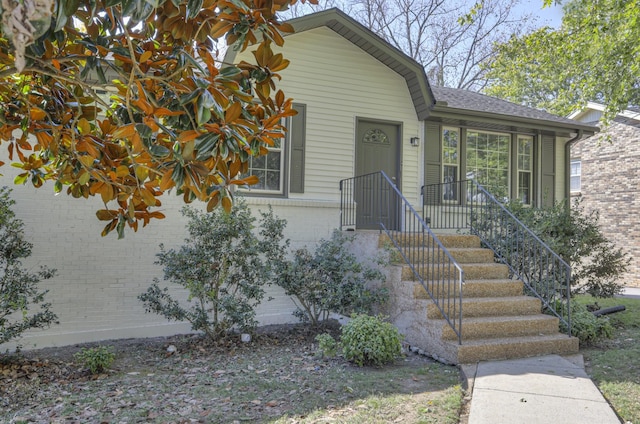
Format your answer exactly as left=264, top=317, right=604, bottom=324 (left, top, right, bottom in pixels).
left=559, top=301, right=613, bottom=345
left=139, top=200, right=289, bottom=340
left=75, top=346, right=116, bottom=374
left=275, top=230, right=388, bottom=326
left=315, top=333, right=338, bottom=359
left=0, top=187, right=58, bottom=347
left=340, top=314, right=403, bottom=366
left=476, top=197, right=629, bottom=298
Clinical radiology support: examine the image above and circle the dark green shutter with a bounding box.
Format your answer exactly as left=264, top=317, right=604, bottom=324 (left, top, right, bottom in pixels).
left=424, top=122, right=442, bottom=204
left=541, top=135, right=555, bottom=207
left=289, top=103, right=306, bottom=193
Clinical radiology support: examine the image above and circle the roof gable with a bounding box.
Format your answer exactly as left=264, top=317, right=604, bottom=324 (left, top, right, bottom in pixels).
left=225, top=8, right=434, bottom=120
left=568, top=102, right=640, bottom=125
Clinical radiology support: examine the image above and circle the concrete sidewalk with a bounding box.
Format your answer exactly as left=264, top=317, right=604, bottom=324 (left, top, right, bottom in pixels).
left=462, top=355, right=621, bottom=424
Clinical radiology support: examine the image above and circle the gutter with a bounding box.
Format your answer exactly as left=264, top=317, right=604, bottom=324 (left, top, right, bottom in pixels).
left=430, top=104, right=599, bottom=135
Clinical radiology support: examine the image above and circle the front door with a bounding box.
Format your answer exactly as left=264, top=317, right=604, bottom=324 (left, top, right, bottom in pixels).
left=355, top=119, right=401, bottom=229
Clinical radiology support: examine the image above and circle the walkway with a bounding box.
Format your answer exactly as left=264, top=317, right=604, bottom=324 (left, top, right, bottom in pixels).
left=462, top=355, right=621, bottom=424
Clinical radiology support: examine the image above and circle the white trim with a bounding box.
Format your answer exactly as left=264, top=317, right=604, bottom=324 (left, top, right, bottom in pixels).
left=568, top=101, right=640, bottom=121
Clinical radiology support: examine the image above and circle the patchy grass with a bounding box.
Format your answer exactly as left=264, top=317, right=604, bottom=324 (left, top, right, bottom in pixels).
left=577, top=295, right=640, bottom=424
left=1, top=323, right=463, bottom=423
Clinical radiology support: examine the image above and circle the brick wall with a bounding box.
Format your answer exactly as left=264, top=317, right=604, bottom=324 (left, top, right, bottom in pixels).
left=0, top=159, right=340, bottom=350
left=571, top=119, right=640, bottom=288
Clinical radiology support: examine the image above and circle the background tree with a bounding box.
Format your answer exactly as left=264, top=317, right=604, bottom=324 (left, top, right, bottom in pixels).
left=0, top=186, right=57, bottom=346
left=484, top=0, right=640, bottom=120
left=283, top=0, right=536, bottom=91
left=0, top=0, right=314, bottom=237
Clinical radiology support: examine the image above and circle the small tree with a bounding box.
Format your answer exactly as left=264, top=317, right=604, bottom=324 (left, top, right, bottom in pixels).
left=501, top=198, right=629, bottom=298
left=0, top=187, right=57, bottom=346
left=276, top=230, right=388, bottom=326
left=139, top=200, right=288, bottom=340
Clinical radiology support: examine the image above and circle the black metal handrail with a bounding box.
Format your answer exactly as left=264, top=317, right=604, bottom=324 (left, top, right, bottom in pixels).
left=340, top=171, right=464, bottom=344
left=422, top=179, right=572, bottom=335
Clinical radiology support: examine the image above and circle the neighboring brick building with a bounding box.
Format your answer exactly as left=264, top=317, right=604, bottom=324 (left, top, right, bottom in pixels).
left=570, top=103, right=640, bottom=288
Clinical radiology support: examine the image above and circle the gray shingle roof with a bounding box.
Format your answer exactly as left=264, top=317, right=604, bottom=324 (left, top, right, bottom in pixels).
left=431, top=86, right=586, bottom=127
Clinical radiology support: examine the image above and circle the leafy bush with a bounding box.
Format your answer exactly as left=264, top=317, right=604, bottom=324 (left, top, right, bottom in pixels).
left=139, top=200, right=288, bottom=340
left=74, top=346, right=116, bottom=374
left=275, top=230, right=388, bottom=326
left=480, top=198, right=629, bottom=298
left=0, top=187, right=57, bottom=346
left=315, top=333, right=338, bottom=359
left=558, top=301, right=613, bottom=344
left=340, top=314, right=403, bottom=366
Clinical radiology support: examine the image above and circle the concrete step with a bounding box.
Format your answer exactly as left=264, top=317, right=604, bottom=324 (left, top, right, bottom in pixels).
left=414, top=279, right=524, bottom=299
left=402, top=262, right=509, bottom=280
left=440, top=315, right=561, bottom=341
left=401, top=247, right=495, bottom=264
left=452, top=333, right=579, bottom=364
left=426, top=296, right=541, bottom=319
left=380, top=233, right=481, bottom=249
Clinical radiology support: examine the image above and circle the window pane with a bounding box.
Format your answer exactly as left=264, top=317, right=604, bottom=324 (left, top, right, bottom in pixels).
left=570, top=159, right=581, bottom=192
left=519, top=172, right=531, bottom=204
left=253, top=170, right=266, bottom=189
left=267, top=151, right=281, bottom=170
left=443, top=165, right=458, bottom=201
left=466, top=131, right=509, bottom=197
left=252, top=155, right=265, bottom=169
left=247, top=150, right=282, bottom=192
left=265, top=170, right=280, bottom=190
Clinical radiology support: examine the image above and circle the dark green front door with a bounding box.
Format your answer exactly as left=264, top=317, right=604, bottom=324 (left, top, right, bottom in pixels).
left=355, top=119, right=401, bottom=229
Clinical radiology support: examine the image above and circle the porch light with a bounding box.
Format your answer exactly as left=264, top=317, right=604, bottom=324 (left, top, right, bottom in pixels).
left=410, top=137, right=420, bottom=146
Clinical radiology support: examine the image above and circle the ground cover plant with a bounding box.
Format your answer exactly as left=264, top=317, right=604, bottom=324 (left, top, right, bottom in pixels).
left=579, top=295, right=640, bottom=424
left=0, top=323, right=463, bottom=423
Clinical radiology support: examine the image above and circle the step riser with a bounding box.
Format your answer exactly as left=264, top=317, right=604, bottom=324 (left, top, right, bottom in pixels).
left=402, top=263, right=509, bottom=280
left=426, top=298, right=541, bottom=319
left=456, top=337, right=579, bottom=364
left=414, top=281, right=524, bottom=299
left=401, top=248, right=495, bottom=264
left=380, top=234, right=481, bottom=249
left=441, top=317, right=560, bottom=341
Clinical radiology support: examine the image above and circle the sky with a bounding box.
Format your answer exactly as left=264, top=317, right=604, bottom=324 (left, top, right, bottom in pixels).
left=519, top=0, right=564, bottom=27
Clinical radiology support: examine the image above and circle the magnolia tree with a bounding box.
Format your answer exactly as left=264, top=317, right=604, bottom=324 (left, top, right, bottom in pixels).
left=0, top=0, right=315, bottom=237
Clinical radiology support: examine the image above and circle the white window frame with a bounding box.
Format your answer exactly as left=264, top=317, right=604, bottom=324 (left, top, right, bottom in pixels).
left=570, top=159, right=581, bottom=193
left=442, top=127, right=460, bottom=201
left=517, top=135, right=533, bottom=204
left=241, top=117, right=288, bottom=195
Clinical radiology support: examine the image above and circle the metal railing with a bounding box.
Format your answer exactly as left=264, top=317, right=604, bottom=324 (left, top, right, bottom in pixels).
left=422, top=179, right=572, bottom=335
left=340, top=171, right=465, bottom=344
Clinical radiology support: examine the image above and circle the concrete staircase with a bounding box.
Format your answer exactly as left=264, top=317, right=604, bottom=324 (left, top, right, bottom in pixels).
left=383, top=233, right=579, bottom=364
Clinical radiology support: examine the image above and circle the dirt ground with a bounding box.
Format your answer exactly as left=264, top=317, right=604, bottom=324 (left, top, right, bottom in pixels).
left=1, top=322, right=463, bottom=423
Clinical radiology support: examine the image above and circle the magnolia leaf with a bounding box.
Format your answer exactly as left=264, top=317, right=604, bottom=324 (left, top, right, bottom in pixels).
left=206, top=190, right=220, bottom=212
left=14, top=173, right=28, bottom=185
left=96, top=209, right=118, bottom=221
left=149, top=145, right=171, bottom=158
left=186, top=0, right=203, bottom=20
left=139, top=50, right=152, bottom=62
left=221, top=196, right=232, bottom=213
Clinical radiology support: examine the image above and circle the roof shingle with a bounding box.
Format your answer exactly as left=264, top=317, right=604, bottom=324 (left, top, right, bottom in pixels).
left=431, top=86, right=583, bottom=126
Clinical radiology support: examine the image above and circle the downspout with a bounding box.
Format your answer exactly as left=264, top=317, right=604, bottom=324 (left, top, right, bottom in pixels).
left=564, top=129, right=584, bottom=209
